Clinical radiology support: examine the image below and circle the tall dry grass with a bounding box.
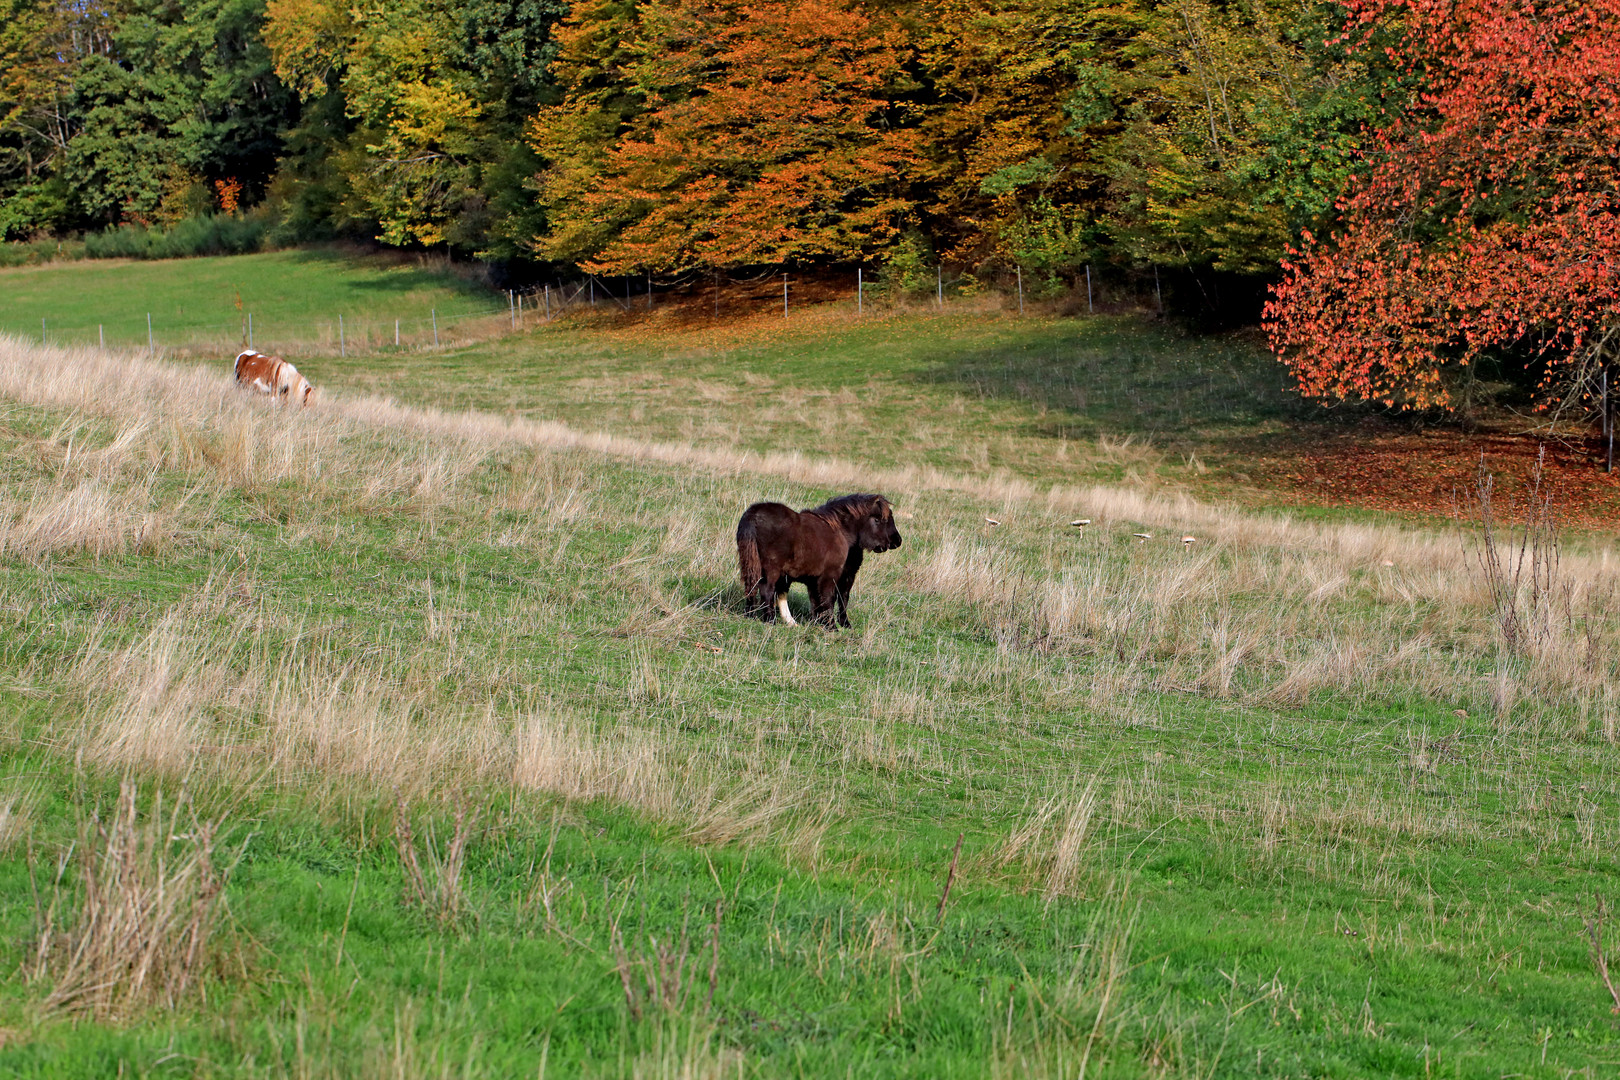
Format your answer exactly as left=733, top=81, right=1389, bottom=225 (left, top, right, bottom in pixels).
left=992, top=782, right=1102, bottom=901
left=41, top=581, right=821, bottom=849
left=904, top=520, right=1620, bottom=728
left=0, top=334, right=1506, bottom=564
left=31, top=782, right=233, bottom=1020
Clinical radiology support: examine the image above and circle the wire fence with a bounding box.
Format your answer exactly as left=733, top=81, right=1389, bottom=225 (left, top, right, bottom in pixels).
left=4, top=264, right=1136, bottom=360
left=8, top=302, right=512, bottom=359
left=514, top=265, right=1125, bottom=320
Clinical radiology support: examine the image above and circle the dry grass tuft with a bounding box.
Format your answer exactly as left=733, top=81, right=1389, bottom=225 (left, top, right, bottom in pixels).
left=32, top=782, right=233, bottom=1020
left=603, top=1021, right=748, bottom=1080
left=1044, top=782, right=1100, bottom=900
left=511, top=713, right=670, bottom=809
left=994, top=781, right=1102, bottom=899
left=610, top=899, right=723, bottom=1022
left=394, top=797, right=476, bottom=927
left=0, top=480, right=181, bottom=562
left=0, top=789, right=36, bottom=852
left=512, top=713, right=823, bottom=848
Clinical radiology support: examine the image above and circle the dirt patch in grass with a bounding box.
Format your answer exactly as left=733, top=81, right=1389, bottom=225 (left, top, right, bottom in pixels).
left=1226, top=417, right=1620, bottom=529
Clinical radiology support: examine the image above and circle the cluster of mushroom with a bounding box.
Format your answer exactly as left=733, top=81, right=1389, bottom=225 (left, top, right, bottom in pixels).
left=980, top=516, right=1200, bottom=548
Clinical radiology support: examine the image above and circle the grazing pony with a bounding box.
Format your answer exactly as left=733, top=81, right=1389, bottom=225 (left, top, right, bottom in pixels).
left=234, top=350, right=315, bottom=406
left=736, top=493, right=902, bottom=627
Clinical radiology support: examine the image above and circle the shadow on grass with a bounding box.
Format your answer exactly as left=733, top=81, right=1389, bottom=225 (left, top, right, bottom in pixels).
left=908, top=316, right=1326, bottom=450
left=681, top=577, right=836, bottom=627
left=283, top=247, right=493, bottom=301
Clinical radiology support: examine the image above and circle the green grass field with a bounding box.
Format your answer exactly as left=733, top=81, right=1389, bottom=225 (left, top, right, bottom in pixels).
left=311, top=309, right=1310, bottom=495
left=2, top=254, right=1620, bottom=1078
left=0, top=248, right=504, bottom=356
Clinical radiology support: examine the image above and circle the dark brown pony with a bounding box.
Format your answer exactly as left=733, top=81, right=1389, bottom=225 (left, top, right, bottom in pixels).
left=736, top=493, right=902, bottom=627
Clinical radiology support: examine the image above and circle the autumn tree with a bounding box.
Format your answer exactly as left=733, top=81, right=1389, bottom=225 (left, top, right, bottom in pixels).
left=912, top=0, right=1098, bottom=279
left=534, top=0, right=923, bottom=272
left=1266, top=0, right=1620, bottom=411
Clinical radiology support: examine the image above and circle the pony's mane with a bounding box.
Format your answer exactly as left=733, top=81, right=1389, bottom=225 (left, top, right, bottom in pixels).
left=810, top=493, right=886, bottom=524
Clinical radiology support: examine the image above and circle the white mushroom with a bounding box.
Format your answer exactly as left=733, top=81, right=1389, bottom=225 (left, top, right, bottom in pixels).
left=985, top=517, right=1001, bottom=526
left=1133, top=532, right=1152, bottom=542
left=1181, top=535, right=1197, bottom=546
left=1070, top=518, right=1091, bottom=527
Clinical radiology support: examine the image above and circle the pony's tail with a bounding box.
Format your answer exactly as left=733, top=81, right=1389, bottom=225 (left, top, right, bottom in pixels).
left=736, top=514, right=762, bottom=595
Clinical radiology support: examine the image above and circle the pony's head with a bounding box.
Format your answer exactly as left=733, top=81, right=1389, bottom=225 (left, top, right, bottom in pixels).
left=280, top=361, right=316, bottom=407
left=839, top=494, right=902, bottom=553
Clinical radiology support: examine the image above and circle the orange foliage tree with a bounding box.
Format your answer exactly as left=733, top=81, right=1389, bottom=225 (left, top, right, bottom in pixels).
left=534, top=0, right=923, bottom=273
left=1265, top=0, right=1620, bottom=411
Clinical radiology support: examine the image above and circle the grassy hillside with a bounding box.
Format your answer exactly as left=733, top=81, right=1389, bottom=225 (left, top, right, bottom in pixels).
left=1, top=324, right=1619, bottom=1078
left=311, top=309, right=1308, bottom=499
left=0, top=249, right=504, bottom=356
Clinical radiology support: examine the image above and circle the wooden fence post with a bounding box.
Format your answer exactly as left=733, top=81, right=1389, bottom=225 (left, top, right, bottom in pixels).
left=1606, top=364, right=1614, bottom=474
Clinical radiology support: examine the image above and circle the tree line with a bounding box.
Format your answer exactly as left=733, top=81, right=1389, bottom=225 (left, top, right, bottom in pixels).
left=0, top=0, right=1387, bottom=288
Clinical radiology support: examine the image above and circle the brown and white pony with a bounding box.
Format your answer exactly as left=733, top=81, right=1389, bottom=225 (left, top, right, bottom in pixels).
left=736, top=493, right=902, bottom=627
left=234, top=350, right=315, bottom=406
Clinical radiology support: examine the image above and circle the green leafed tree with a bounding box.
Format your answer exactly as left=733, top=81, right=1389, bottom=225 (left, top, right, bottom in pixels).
left=910, top=0, right=1384, bottom=283
left=264, top=0, right=564, bottom=254
left=53, top=0, right=296, bottom=227
left=0, top=0, right=117, bottom=237
left=1083, top=0, right=1381, bottom=275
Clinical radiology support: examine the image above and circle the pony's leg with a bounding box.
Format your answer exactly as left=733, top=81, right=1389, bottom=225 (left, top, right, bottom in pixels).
left=756, top=571, right=779, bottom=623
left=773, top=581, right=797, bottom=626
left=742, top=571, right=766, bottom=619
left=813, top=578, right=840, bottom=628
left=835, top=572, right=856, bottom=628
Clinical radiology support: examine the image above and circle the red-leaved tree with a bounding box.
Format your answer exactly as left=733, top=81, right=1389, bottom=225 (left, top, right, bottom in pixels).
left=1265, top=0, right=1620, bottom=413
